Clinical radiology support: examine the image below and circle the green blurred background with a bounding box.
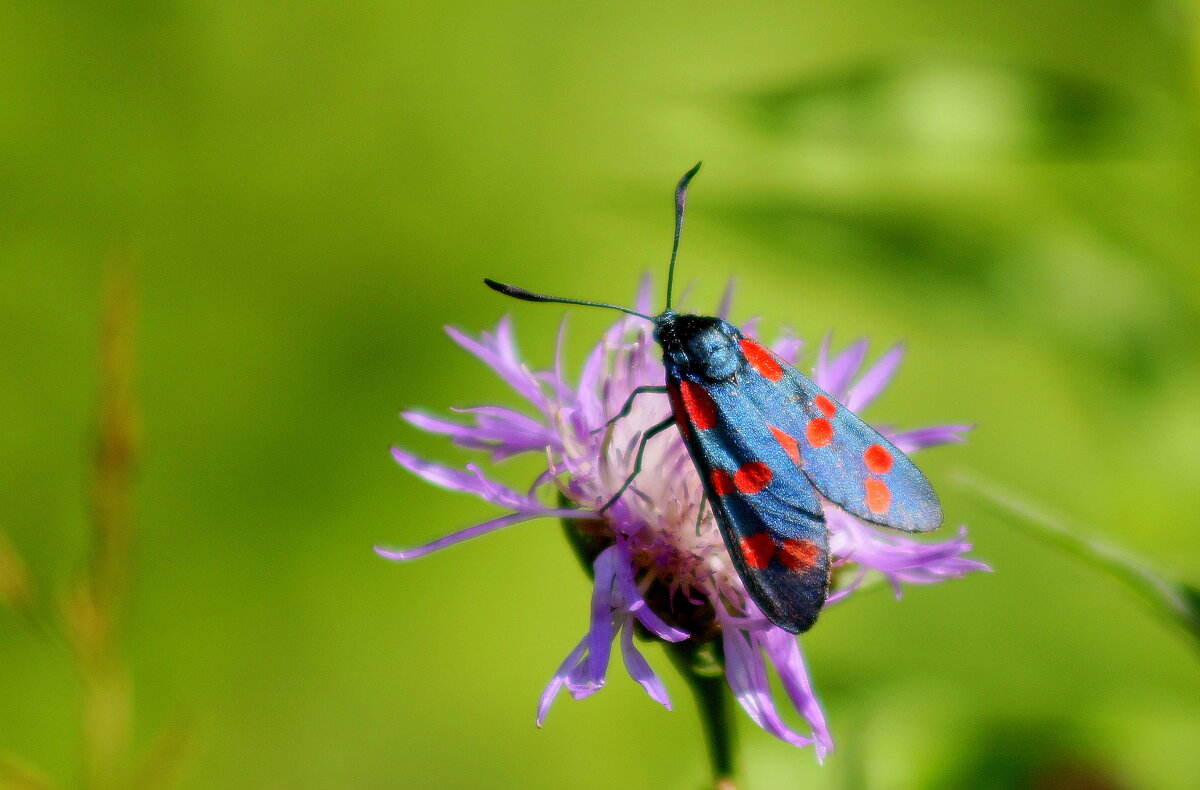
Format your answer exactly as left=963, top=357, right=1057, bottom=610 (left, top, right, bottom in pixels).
left=2, top=1, right=1199, bottom=788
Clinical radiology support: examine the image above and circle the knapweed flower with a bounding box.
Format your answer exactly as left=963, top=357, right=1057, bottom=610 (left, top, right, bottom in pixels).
left=377, top=277, right=986, bottom=761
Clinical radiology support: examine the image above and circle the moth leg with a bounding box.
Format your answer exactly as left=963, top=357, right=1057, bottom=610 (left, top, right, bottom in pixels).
left=598, top=416, right=676, bottom=513
left=592, top=385, right=669, bottom=435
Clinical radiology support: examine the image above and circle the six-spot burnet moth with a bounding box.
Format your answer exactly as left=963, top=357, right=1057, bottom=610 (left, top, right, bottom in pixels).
left=484, top=163, right=943, bottom=634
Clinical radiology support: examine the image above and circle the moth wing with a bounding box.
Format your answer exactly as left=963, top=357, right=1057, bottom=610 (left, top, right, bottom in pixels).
left=738, top=338, right=942, bottom=533
left=668, top=376, right=830, bottom=634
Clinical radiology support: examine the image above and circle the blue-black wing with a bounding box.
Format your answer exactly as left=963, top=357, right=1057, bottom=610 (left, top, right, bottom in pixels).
left=667, top=374, right=830, bottom=634
left=736, top=338, right=942, bottom=533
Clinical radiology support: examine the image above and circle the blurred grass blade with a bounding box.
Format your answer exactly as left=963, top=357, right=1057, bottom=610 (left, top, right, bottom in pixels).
left=131, top=722, right=193, bottom=790
left=89, top=245, right=139, bottom=621
left=956, top=470, right=1200, bottom=650
left=72, top=246, right=140, bottom=790
left=0, top=530, right=36, bottom=616
left=0, top=753, right=59, bottom=790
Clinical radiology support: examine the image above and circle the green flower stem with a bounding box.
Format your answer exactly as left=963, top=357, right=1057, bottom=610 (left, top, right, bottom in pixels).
left=956, top=470, right=1200, bottom=651
left=561, top=508, right=741, bottom=788
left=665, top=638, right=739, bottom=790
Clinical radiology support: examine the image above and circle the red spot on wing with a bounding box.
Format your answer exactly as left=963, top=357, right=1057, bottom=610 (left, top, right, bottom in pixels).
left=710, top=469, right=734, bottom=496
left=814, top=395, right=837, bottom=418
left=864, top=444, right=893, bottom=474
left=679, top=379, right=718, bottom=430
left=865, top=477, right=892, bottom=514
left=806, top=417, right=834, bottom=448
left=739, top=338, right=783, bottom=381
left=734, top=462, right=773, bottom=494
left=780, top=538, right=820, bottom=572
left=740, top=533, right=776, bottom=569
left=769, top=426, right=802, bottom=466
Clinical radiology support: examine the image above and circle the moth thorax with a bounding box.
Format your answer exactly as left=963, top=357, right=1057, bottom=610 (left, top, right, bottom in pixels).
left=656, top=314, right=742, bottom=381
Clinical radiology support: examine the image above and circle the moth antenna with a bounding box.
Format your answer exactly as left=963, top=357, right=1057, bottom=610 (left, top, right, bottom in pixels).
left=483, top=279, right=654, bottom=321
left=665, top=161, right=703, bottom=311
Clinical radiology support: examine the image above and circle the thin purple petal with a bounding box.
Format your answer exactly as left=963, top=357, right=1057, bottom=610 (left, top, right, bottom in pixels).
left=719, top=613, right=817, bottom=750
left=888, top=424, right=974, bottom=453
left=619, top=624, right=672, bottom=710
left=402, top=411, right=489, bottom=445
left=717, top=277, right=736, bottom=320
left=829, top=513, right=991, bottom=592
left=845, top=343, right=905, bottom=412
left=634, top=272, right=655, bottom=318
left=613, top=544, right=689, bottom=642
left=402, top=409, right=551, bottom=461
left=444, top=323, right=547, bottom=410
left=764, top=628, right=833, bottom=761
left=772, top=335, right=804, bottom=366
left=390, top=447, right=516, bottom=503
left=536, top=636, right=589, bottom=726
left=546, top=316, right=575, bottom=402
left=817, top=337, right=869, bottom=399
left=674, top=279, right=697, bottom=311
left=454, top=405, right=552, bottom=432
left=815, top=333, right=830, bottom=381
left=452, top=406, right=559, bottom=458
left=825, top=566, right=868, bottom=604
left=576, top=336, right=611, bottom=426
left=375, top=511, right=532, bottom=560
left=584, top=547, right=619, bottom=685
left=390, top=447, right=585, bottom=519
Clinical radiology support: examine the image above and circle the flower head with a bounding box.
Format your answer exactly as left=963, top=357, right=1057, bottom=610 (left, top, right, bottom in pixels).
left=377, top=277, right=986, bottom=761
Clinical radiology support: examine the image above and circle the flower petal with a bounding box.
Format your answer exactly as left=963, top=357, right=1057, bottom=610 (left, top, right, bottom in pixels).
left=613, top=543, right=689, bottom=642
left=576, top=336, right=612, bottom=427
left=634, top=272, right=655, bottom=318
left=772, top=335, right=804, bottom=366
left=375, top=511, right=531, bottom=561
left=545, top=316, right=575, bottom=402
left=452, top=406, right=559, bottom=458
left=619, top=623, right=671, bottom=710
left=536, top=636, right=589, bottom=727
left=845, top=343, right=905, bottom=412
left=403, top=409, right=550, bottom=461
left=764, top=628, right=833, bottom=761
left=717, top=277, right=736, bottom=320
left=816, top=336, right=869, bottom=399
left=888, top=424, right=974, bottom=453
left=402, top=410, right=482, bottom=442
left=390, top=447, right=531, bottom=510
left=829, top=514, right=990, bottom=594
left=719, top=613, right=818, bottom=750
left=445, top=321, right=548, bottom=410
left=583, top=546, right=619, bottom=685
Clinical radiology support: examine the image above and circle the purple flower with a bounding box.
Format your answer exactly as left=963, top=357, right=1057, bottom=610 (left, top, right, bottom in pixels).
left=377, top=277, right=986, bottom=762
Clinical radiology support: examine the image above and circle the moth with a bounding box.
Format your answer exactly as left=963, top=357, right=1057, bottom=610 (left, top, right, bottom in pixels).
left=485, top=163, right=942, bottom=633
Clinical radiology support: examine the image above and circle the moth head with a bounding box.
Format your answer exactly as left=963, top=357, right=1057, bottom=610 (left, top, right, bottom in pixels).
left=654, top=313, right=742, bottom=381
